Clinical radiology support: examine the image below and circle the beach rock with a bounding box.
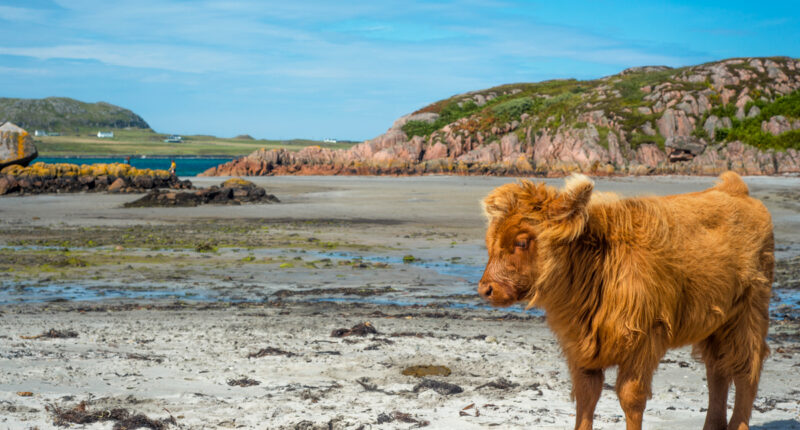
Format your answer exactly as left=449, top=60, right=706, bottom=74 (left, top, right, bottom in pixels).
left=0, top=122, right=38, bottom=170
left=132, top=175, right=154, bottom=189
left=0, top=176, right=17, bottom=195
left=124, top=178, right=278, bottom=207
left=108, top=178, right=127, bottom=193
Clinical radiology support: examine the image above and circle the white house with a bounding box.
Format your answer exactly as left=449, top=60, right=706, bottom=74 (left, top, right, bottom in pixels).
left=97, top=131, right=114, bottom=138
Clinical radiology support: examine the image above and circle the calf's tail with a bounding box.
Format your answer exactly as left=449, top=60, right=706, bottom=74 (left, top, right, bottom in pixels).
left=714, top=171, right=749, bottom=196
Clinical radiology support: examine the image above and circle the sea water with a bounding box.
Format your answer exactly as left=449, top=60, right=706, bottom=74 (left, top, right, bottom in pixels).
left=35, top=156, right=234, bottom=177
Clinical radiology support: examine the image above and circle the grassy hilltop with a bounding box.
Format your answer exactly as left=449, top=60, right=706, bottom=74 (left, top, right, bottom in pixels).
left=0, top=97, right=149, bottom=131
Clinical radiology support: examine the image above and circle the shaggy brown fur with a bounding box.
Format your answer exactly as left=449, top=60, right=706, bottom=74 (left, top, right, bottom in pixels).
left=478, top=172, right=773, bottom=430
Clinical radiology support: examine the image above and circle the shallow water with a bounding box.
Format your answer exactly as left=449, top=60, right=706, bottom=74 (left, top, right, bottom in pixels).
left=2, top=242, right=797, bottom=320
left=35, top=156, right=233, bottom=177
left=307, top=250, right=484, bottom=284
left=0, top=282, right=216, bottom=304
left=3, top=279, right=795, bottom=319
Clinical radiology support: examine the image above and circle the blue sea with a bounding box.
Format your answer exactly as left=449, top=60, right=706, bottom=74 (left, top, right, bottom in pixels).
left=35, top=156, right=234, bottom=177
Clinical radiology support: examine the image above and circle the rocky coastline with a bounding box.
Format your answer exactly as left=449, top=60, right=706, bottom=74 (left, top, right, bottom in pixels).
left=0, top=162, right=191, bottom=196
left=202, top=57, right=800, bottom=177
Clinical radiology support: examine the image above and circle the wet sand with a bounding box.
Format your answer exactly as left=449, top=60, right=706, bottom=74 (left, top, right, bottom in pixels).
left=1, top=175, right=799, bottom=429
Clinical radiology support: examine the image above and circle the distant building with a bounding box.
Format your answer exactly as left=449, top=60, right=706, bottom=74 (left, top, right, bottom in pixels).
left=164, top=135, right=183, bottom=143
left=323, top=138, right=338, bottom=143
left=97, top=131, right=114, bottom=138
left=33, top=130, right=60, bottom=137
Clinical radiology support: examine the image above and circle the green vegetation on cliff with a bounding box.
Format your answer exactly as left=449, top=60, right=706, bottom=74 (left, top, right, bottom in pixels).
left=403, top=78, right=590, bottom=138
left=399, top=57, right=800, bottom=154
left=714, top=90, right=800, bottom=150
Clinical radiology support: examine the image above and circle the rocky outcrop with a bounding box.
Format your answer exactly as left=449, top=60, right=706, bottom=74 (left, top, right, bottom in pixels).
left=0, top=162, right=191, bottom=196
left=203, top=57, right=800, bottom=177
left=124, top=178, right=278, bottom=207
left=762, top=115, right=800, bottom=135
left=0, top=122, right=37, bottom=170
left=665, top=137, right=706, bottom=162
left=656, top=109, right=695, bottom=138
left=703, top=115, right=732, bottom=140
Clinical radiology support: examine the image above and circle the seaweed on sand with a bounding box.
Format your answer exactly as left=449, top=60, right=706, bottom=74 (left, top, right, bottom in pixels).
left=247, top=346, right=296, bottom=358
left=330, top=321, right=378, bottom=337
left=476, top=377, right=520, bottom=390
left=412, top=378, right=463, bottom=395
left=227, top=376, right=261, bottom=387
left=47, top=401, right=176, bottom=429
left=20, top=329, right=78, bottom=339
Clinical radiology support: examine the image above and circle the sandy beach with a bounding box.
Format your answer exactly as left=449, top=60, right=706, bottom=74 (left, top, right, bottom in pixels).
left=1, top=175, right=799, bottom=429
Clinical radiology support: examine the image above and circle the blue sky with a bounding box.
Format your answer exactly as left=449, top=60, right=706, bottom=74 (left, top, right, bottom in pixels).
left=0, top=1, right=798, bottom=140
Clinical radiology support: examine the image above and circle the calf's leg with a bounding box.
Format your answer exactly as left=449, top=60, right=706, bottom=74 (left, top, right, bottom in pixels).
left=700, top=285, right=769, bottom=430
left=728, top=331, right=768, bottom=430
left=728, top=371, right=761, bottom=430
left=697, top=320, right=768, bottom=430
left=570, top=366, right=604, bottom=430
left=702, top=356, right=731, bottom=430
left=616, top=357, right=658, bottom=430
left=696, top=334, right=732, bottom=430
left=727, top=243, right=774, bottom=430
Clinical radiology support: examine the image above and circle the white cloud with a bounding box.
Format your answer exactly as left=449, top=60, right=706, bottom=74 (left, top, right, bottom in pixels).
left=0, top=65, right=51, bottom=76
left=0, top=44, right=250, bottom=74
left=0, top=6, right=42, bottom=22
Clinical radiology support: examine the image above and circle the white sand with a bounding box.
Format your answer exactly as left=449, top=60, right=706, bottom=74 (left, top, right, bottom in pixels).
left=0, top=175, right=799, bottom=429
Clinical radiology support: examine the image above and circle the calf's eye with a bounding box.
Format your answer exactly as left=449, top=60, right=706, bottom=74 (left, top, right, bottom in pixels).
left=514, top=239, right=528, bottom=249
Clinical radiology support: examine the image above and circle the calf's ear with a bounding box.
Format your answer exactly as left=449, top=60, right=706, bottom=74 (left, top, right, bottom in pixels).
left=543, top=174, right=594, bottom=242
left=482, top=183, right=521, bottom=222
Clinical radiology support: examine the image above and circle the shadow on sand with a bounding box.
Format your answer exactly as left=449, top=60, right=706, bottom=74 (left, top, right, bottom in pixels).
left=752, top=419, right=800, bottom=430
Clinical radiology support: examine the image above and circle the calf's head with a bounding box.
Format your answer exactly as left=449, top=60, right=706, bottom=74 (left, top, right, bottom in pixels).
left=478, top=174, right=594, bottom=307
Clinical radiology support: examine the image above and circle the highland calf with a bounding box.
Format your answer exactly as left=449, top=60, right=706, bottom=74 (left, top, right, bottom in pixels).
left=478, top=172, right=773, bottom=430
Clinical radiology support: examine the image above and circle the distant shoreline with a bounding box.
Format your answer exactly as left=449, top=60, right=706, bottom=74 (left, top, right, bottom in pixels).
left=32, top=156, right=235, bottom=177
left=37, top=154, right=240, bottom=159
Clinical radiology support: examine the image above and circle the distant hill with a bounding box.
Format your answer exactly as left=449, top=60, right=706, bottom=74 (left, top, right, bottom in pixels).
left=0, top=97, right=150, bottom=132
